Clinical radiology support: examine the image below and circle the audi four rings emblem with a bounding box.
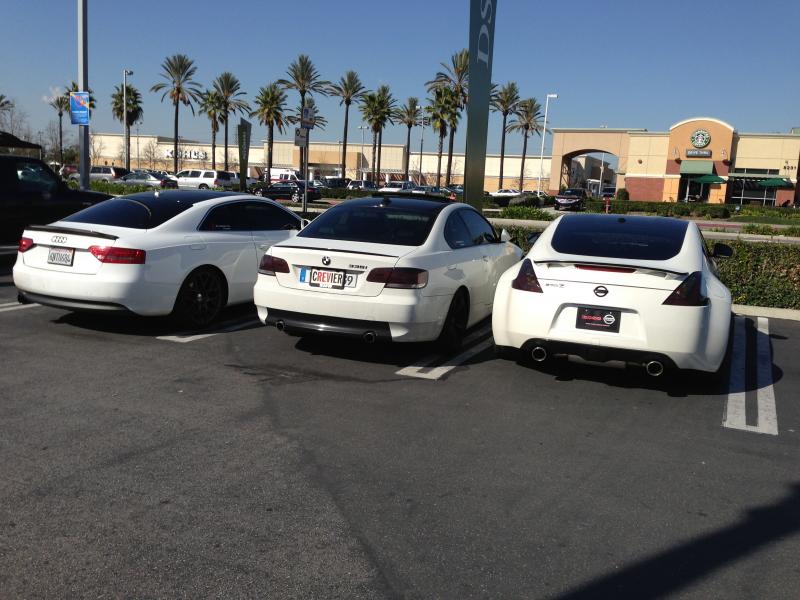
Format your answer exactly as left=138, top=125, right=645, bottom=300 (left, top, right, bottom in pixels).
left=321, top=256, right=331, bottom=266
left=594, top=286, right=609, bottom=297
left=51, top=236, right=67, bottom=244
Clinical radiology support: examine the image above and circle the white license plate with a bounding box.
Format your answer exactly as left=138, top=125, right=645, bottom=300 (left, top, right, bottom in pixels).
left=299, top=268, right=357, bottom=289
left=47, top=247, right=75, bottom=266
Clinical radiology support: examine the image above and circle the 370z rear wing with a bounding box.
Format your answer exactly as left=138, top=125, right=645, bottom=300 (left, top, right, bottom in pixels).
left=535, top=260, right=688, bottom=277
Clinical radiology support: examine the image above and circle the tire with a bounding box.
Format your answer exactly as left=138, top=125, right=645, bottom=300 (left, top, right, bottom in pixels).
left=172, top=267, right=226, bottom=328
left=291, top=192, right=300, bottom=203
left=254, top=189, right=263, bottom=197
left=199, top=184, right=209, bottom=190
left=437, top=290, right=469, bottom=353
left=101, top=179, right=109, bottom=183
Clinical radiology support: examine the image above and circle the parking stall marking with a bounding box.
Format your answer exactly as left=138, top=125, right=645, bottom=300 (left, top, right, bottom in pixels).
left=723, top=316, right=778, bottom=436
left=0, top=302, right=39, bottom=313
left=396, top=323, right=493, bottom=380
left=156, top=316, right=260, bottom=343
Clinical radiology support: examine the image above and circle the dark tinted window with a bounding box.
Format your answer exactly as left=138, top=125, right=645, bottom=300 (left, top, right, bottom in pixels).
left=444, top=212, right=472, bottom=249
left=216, top=171, right=231, bottom=180
left=14, top=160, right=59, bottom=193
left=551, top=215, right=689, bottom=260
left=199, top=203, right=248, bottom=231
left=299, top=204, right=438, bottom=246
left=63, top=197, right=195, bottom=229
left=460, top=209, right=497, bottom=245
left=243, top=202, right=299, bottom=230
left=563, top=188, right=584, bottom=196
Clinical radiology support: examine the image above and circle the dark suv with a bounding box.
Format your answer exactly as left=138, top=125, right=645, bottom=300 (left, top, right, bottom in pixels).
left=250, top=181, right=321, bottom=202
left=0, top=156, right=111, bottom=243
left=555, top=188, right=588, bottom=211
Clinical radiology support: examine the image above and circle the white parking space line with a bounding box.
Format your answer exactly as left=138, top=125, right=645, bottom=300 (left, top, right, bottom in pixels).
left=157, top=317, right=260, bottom=343
left=723, top=316, right=778, bottom=436
left=0, top=303, right=39, bottom=313
left=396, top=323, right=493, bottom=380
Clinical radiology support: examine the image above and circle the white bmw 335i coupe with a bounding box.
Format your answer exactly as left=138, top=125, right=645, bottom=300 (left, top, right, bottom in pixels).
left=253, top=195, right=523, bottom=349
left=13, top=191, right=303, bottom=326
left=492, top=213, right=733, bottom=375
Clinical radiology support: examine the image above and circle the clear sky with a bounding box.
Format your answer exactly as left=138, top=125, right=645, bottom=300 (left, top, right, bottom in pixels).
left=2, top=0, right=799, bottom=158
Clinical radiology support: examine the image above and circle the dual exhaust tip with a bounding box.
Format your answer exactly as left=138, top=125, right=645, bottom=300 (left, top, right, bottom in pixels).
left=530, top=344, right=665, bottom=377
left=274, top=319, right=378, bottom=344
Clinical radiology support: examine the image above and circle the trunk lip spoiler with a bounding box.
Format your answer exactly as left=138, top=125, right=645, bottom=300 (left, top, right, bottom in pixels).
left=535, top=259, right=688, bottom=277
left=27, top=225, right=119, bottom=241
left=276, top=244, right=399, bottom=258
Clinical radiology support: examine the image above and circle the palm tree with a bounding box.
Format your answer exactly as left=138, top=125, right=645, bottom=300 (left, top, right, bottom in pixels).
left=359, top=92, right=381, bottom=181
left=110, top=84, right=143, bottom=170
left=287, top=97, right=327, bottom=181
left=150, top=54, right=203, bottom=173
left=199, top=90, right=224, bottom=169
left=426, top=49, right=469, bottom=184
left=490, top=82, right=520, bottom=189
left=0, top=94, right=12, bottom=112
left=506, top=98, right=543, bottom=192
left=49, top=95, right=70, bottom=165
left=425, top=87, right=457, bottom=187
left=395, top=97, right=420, bottom=181
left=327, top=71, right=365, bottom=178
left=374, top=85, right=396, bottom=183
left=250, top=83, right=287, bottom=185
left=212, top=72, right=250, bottom=171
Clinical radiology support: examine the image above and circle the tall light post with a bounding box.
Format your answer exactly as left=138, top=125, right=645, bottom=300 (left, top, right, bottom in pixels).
left=537, top=93, right=558, bottom=195
left=77, top=0, right=89, bottom=190
left=122, top=69, right=133, bottom=170
left=358, top=124, right=368, bottom=180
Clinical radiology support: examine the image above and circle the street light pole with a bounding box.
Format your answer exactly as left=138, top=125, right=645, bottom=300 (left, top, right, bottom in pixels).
left=538, top=93, right=558, bottom=195
left=418, top=118, right=425, bottom=185
left=77, top=0, right=89, bottom=190
left=122, top=69, right=133, bottom=170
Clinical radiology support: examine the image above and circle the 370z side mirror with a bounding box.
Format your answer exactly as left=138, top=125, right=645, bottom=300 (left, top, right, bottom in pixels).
left=500, top=229, right=512, bottom=242
left=712, top=242, right=733, bottom=258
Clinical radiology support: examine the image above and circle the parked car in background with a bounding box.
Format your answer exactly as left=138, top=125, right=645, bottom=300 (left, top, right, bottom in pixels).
left=59, top=164, right=78, bottom=179
left=554, top=188, right=588, bottom=211
left=175, top=169, right=235, bottom=190
left=122, top=171, right=179, bottom=189
left=1, top=155, right=111, bottom=243
left=263, top=168, right=302, bottom=183
left=322, top=176, right=349, bottom=189
left=378, top=181, right=415, bottom=193
left=250, top=181, right=321, bottom=202
left=13, top=191, right=304, bottom=326
left=347, top=180, right=377, bottom=191
left=68, top=165, right=130, bottom=183
left=493, top=213, right=733, bottom=375
left=601, top=186, right=616, bottom=199
left=490, top=189, right=520, bottom=199
left=253, top=195, right=523, bottom=350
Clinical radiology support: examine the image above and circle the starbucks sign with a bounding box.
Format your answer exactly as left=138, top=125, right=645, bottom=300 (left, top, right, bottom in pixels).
left=690, top=129, right=711, bottom=148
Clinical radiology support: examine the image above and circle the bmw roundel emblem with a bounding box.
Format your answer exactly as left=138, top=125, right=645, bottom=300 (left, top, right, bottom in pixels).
left=594, top=286, right=609, bottom=297
left=321, top=256, right=331, bottom=266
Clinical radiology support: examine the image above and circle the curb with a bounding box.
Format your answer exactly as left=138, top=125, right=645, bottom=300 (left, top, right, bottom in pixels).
left=733, top=304, right=800, bottom=322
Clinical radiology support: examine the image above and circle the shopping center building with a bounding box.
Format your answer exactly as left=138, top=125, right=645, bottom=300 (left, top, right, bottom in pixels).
left=550, top=117, right=800, bottom=206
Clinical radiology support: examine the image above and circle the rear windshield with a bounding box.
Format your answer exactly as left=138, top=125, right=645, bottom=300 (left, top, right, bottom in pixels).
left=551, top=215, right=688, bottom=261
left=216, top=171, right=231, bottom=180
left=298, top=204, right=438, bottom=246
left=62, top=197, right=194, bottom=229
left=562, top=189, right=583, bottom=196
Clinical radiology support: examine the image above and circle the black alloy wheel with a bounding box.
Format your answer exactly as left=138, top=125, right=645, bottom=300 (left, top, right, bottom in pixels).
left=437, top=291, right=469, bottom=353
left=291, top=191, right=300, bottom=203
left=254, top=188, right=263, bottom=196
left=173, top=268, right=226, bottom=328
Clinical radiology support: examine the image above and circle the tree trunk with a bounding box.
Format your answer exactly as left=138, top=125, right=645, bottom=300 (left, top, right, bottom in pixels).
left=173, top=101, right=179, bottom=173
left=445, top=127, right=455, bottom=186
left=371, top=131, right=377, bottom=181
left=377, top=129, right=383, bottom=184
left=211, top=126, right=217, bottom=170
left=267, top=124, right=273, bottom=184
left=223, top=113, right=229, bottom=171
left=519, top=131, right=528, bottom=192
left=341, top=101, right=349, bottom=178
left=499, top=113, right=508, bottom=189
left=404, top=125, right=411, bottom=181
left=58, top=112, right=64, bottom=165
left=436, top=133, right=444, bottom=187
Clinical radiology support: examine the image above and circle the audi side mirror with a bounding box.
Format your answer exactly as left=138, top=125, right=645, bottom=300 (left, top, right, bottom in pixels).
left=500, top=229, right=511, bottom=243
left=712, top=243, right=733, bottom=258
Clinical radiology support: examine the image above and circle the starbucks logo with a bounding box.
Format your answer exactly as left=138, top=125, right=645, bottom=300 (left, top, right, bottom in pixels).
left=690, top=129, right=711, bottom=148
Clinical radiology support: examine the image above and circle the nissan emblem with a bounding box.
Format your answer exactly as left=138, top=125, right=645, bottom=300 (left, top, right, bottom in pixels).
left=594, top=286, right=609, bottom=297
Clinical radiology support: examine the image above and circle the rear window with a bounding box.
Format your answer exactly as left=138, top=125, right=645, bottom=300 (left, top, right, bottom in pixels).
left=563, top=189, right=584, bottom=196
left=62, top=197, right=194, bottom=229
left=550, top=215, right=689, bottom=261
left=298, top=204, right=438, bottom=246
left=216, top=171, right=231, bottom=180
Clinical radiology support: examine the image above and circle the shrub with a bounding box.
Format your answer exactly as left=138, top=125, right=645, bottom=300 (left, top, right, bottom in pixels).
left=498, top=206, right=556, bottom=221
left=615, top=188, right=629, bottom=201
left=585, top=200, right=730, bottom=219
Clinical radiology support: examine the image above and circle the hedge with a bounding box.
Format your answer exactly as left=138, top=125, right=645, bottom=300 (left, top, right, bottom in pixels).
left=584, top=200, right=730, bottom=219
left=497, top=226, right=800, bottom=309
left=740, top=224, right=800, bottom=237
left=499, top=206, right=556, bottom=221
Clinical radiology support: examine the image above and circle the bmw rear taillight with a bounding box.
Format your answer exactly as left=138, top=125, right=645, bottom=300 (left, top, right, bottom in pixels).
left=89, top=246, right=146, bottom=264
left=662, top=271, right=708, bottom=306
left=259, top=254, right=290, bottom=275
left=18, top=237, right=35, bottom=253
left=511, top=259, right=543, bottom=293
left=367, top=267, right=428, bottom=289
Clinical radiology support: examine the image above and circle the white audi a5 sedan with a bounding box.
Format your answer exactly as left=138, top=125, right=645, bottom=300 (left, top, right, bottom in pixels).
left=253, top=195, right=523, bottom=350
left=14, top=190, right=303, bottom=326
left=492, top=213, right=733, bottom=375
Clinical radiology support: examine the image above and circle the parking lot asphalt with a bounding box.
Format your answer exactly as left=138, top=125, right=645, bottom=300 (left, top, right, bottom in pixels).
left=1, top=261, right=799, bottom=599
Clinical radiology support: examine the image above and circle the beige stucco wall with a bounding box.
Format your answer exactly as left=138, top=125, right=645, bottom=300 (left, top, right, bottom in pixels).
left=733, top=135, right=800, bottom=178
left=626, top=133, right=669, bottom=176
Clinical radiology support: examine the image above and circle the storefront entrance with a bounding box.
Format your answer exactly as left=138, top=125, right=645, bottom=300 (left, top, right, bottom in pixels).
left=677, top=175, right=710, bottom=202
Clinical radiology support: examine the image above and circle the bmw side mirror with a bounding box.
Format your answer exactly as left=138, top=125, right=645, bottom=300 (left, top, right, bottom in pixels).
left=712, top=243, right=733, bottom=258
left=527, top=232, right=542, bottom=245
left=500, top=229, right=511, bottom=243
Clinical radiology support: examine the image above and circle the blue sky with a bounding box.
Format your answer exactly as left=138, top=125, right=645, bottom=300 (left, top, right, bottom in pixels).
left=2, top=0, right=799, bottom=157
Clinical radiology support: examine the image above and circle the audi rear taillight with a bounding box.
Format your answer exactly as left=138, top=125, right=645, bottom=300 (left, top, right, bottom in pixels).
left=89, top=246, right=146, bottom=264
left=367, top=267, right=428, bottom=289
left=259, top=254, right=290, bottom=275
left=511, top=259, right=543, bottom=293
left=662, top=271, right=708, bottom=306
left=18, top=237, right=35, bottom=253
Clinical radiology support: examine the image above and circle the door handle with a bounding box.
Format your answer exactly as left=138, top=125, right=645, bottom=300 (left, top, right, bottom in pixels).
left=447, top=265, right=457, bottom=271
left=258, top=244, right=271, bottom=249
left=482, top=256, right=490, bottom=262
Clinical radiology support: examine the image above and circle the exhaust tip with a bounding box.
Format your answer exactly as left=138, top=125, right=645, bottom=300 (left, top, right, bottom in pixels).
left=363, top=331, right=377, bottom=344
left=531, top=346, right=548, bottom=362
left=275, top=320, right=285, bottom=332
left=644, top=360, right=664, bottom=377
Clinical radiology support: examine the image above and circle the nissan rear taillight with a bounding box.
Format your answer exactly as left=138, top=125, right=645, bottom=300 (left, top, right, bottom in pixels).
left=662, top=271, right=708, bottom=306
left=259, top=254, right=290, bottom=275
left=89, top=246, right=146, bottom=264
left=367, top=267, right=428, bottom=289
left=511, top=259, right=543, bottom=293
left=18, top=237, right=35, bottom=253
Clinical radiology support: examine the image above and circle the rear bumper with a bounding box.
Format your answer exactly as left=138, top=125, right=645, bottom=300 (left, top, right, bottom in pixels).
left=264, top=308, right=392, bottom=341
left=515, top=338, right=677, bottom=369
left=18, top=290, right=129, bottom=312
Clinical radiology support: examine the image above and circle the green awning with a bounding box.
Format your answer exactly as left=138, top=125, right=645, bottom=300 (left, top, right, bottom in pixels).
left=680, top=160, right=713, bottom=175
left=693, top=174, right=726, bottom=184
left=758, top=178, right=792, bottom=188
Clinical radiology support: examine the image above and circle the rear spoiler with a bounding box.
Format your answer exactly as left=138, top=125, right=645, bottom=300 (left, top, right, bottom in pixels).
left=535, top=260, right=687, bottom=276
left=27, top=225, right=119, bottom=241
